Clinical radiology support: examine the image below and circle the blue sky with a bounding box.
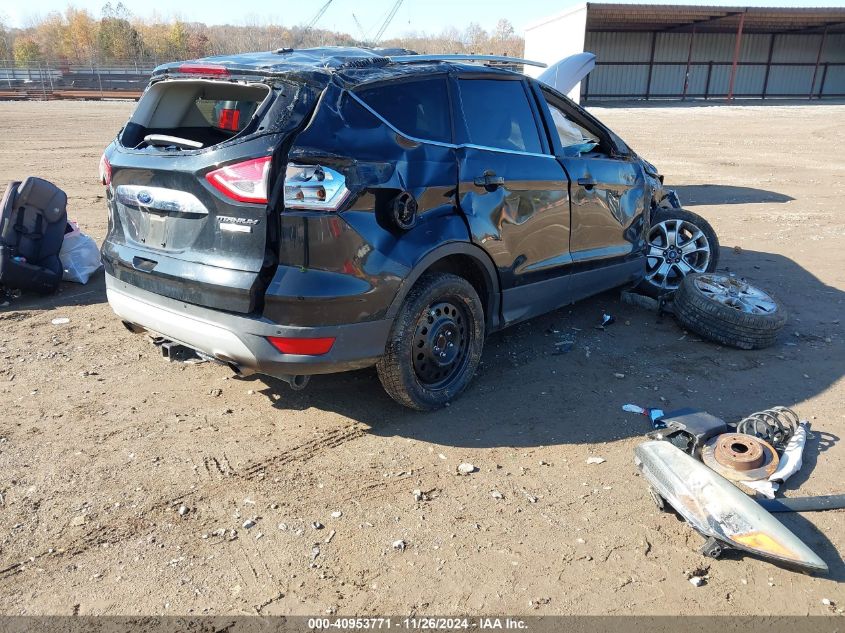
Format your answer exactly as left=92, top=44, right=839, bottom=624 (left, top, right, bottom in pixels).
left=5, top=0, right=845, bottom=37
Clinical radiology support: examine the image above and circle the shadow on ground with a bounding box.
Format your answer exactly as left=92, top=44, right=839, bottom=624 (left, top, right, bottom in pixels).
left=1, top=269, right=106, bottom=313
left=250, top=246, right=844, bottom=451
left=673, top=184, right=794, bottom=206
left=247, top=245, right=845, bottom=576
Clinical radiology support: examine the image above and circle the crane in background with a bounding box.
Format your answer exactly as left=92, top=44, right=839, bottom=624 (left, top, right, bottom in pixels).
left=373, top=0, right=405, bottom=45
left=294, top=0, right=335, bottom=46
left=352, top=13, right=369, bottom=43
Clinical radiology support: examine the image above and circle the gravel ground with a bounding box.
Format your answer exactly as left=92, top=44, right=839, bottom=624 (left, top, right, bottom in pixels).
left=0, top=99, right=843, bottom=616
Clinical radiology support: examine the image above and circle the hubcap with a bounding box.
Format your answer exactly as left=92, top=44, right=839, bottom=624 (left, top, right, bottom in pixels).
left=646, top=219, right=711, bottom=291
left=693, top=273, right=778, bottom=315
left=412, top=300, right=470, bottom=389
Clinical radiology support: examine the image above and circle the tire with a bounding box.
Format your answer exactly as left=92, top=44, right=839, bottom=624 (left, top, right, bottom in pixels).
left=674, top=273, right=787, bottom=350
left=639, top=208, right=720, bottom=297
left=377, top=272, right=485, bottom=411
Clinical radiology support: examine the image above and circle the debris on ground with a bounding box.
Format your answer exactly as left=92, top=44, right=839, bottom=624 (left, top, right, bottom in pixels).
left=177, top=504, right=189, bottom=517
left=758, top=494, right=845, bottom=513
left=737, top=406, right=799, bottom=452
left=59, top=220, right=102, bottom=284
left=701, top=432, right=779, bottom=490
left=634, top=440, right=827, bottom=574
left=51, top=317, right=70, bottom=325
left=623, top=403, right=666, bottom=429
left=621, top=290, right=660, bottom=312
left=242, top=519, right=256, bottom=529
left=0, top=178, right=69, bottom=294
left=586, top=456, right=606, bottom=465
left=686, top=565, right=710, bottom=588
left=595, top=313, right=616, bottom=330
left=647, top=408, right=726, bottom=450
left=457, top=463, right=477, bottom=475
left=553, top=340, right=575, bottom=354
left=392, top=539, right=406, bottom=551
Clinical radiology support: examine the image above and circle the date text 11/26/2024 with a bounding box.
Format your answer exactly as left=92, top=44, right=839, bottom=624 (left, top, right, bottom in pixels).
left=307, top=618, right=528, bottom=630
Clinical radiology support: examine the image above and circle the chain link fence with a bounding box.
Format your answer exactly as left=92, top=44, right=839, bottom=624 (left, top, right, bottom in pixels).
left=0, top=60, right=155, bottom=100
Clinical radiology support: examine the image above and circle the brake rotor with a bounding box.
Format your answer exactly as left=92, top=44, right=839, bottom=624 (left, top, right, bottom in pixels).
left=701, top=433, right=779, bottom=482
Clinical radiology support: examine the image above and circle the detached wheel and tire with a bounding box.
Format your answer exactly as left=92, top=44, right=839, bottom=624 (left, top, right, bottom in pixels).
left=640, top=208, right=720, bottom=297
left=674, top=273, right=787, bottom=350
left=377, top=272, right=485, bottom=411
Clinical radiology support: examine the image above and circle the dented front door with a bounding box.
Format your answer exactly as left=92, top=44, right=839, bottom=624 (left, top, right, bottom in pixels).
left=559, top=155, right=648, bottom=264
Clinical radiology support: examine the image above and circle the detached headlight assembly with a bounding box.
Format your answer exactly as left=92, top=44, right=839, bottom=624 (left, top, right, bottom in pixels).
left=635, top=440, right=828, bottom=573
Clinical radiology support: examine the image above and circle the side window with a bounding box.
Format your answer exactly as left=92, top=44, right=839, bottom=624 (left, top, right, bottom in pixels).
left=545, top=101, right=599, bottom=151
left=457, top=79, right=542, bottom=153
left=357, top=77, right=451, bottom=143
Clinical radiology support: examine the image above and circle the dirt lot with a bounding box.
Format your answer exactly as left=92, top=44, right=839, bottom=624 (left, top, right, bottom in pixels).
left=0, top=99, right=843, bottom=616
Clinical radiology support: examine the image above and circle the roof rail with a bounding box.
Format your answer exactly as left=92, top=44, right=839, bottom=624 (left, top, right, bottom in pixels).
left=387, top=54, right=547, bottom=69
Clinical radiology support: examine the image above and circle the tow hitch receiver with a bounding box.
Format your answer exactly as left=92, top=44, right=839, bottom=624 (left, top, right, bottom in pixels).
left=152, top=337, right=202, bottom=363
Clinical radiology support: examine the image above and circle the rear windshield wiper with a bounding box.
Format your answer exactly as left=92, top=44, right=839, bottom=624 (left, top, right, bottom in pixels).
left=142, top=134, right=204, bottom=150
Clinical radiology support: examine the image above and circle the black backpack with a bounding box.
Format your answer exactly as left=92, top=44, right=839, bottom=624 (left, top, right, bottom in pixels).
left=0, top=177, right=68, bottom=294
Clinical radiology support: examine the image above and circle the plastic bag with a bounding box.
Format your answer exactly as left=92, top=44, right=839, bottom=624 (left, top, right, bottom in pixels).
left=59, top=222, right=102, bottom=284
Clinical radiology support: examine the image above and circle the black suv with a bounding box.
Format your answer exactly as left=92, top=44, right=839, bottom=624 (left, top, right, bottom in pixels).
left=101, top=47, right=718, bottom=410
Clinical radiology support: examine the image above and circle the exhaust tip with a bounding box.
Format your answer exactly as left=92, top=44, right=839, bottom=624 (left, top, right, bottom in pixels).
left=289, top=375, right=310, bottom=391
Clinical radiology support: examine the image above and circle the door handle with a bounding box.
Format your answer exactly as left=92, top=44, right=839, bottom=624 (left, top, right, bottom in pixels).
left=577, top=177, right=596, bottom=190
left=474, top=170, right=505, bottom=191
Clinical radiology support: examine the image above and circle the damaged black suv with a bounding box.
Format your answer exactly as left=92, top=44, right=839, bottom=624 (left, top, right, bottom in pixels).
left=101, top=47, right=718, bottom=410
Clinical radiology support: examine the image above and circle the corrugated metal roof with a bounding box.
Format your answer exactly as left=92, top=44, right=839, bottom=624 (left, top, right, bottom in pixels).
left=585, top=3, right=845, bottom=33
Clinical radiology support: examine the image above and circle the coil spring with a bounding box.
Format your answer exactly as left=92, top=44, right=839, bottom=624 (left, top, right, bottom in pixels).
left=736, top=406, right=799, bottom=450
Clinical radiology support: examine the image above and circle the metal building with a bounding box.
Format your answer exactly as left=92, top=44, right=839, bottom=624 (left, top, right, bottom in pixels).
left=524, top=3, right=845, bottom=102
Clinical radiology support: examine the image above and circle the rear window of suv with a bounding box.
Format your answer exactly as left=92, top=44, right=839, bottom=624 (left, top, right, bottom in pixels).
left=457, top=79, right=542, bottom=154
left=119, top=80, right=271, bottom=150
left=357, top=77, right=452, bottom=144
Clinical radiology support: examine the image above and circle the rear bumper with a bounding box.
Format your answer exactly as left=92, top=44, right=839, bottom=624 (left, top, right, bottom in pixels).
left=105, top=273, right=392, bottom=376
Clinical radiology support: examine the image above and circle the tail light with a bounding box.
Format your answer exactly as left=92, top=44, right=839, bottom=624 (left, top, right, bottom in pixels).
left=218, top=108, right=241, bottom=131
left=206, top=158, right=350, bottom=211
left=206, top=156, right=271, bottom=204
left=99, top=153, right=111, bottom=186
left=284, top=164, right=349, bottom=211
left=267, top=336, right=335, bottom=355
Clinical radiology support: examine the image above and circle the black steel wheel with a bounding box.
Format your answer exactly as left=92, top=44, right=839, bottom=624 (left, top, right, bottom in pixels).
left=411, top=300, right=472, bottom=390
left=378, top=272, right=484, bottom=411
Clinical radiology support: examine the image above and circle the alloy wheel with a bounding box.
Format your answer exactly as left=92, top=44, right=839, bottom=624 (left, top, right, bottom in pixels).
left=645, top=218, right=712, bottom=291
left=693, top=273, right=778, bottom=315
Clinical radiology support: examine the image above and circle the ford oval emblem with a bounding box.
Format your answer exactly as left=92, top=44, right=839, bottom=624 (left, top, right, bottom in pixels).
left=137, top=191, right=153, bottom=205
